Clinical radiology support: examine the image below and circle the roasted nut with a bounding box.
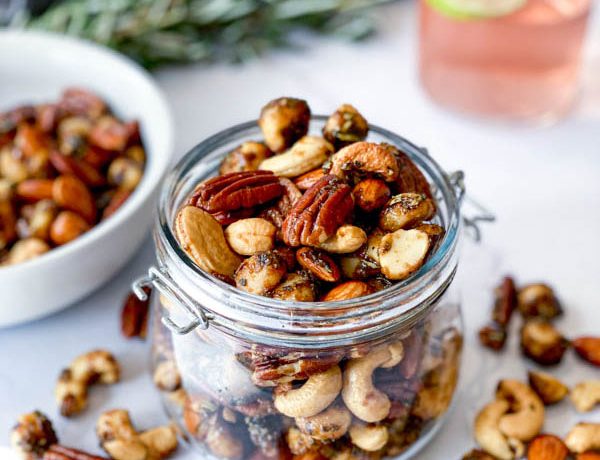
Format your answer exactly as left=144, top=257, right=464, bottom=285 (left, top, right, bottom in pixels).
left=328, top=141, right=399, bottom=182
left=520, top=319, right=568, bottom=365
left=107, top=158, right=143, bottom=191
left=295, top=406, right=352, bottom=441
left=101, top=189, right=131, bottom=220
left=258, top=178, right=302, bottom=235
left=317, top=225, right=367, bottom=254
left=296, top=247, right=341, bottom=282
left=96, top=409, right=178, bottom=460
left=342, top=343, right=404, bottom=422
left=339, top=255, right=380, bottom=280
left=203, top=414, right=244, bottom=460
left=14, top=124, right=50, bottom=175
left=565, top=423, right=600, bottom=453
left=16, top=179, right=54, bottom=202
left=573, top=337, right=600, bottom=367
left=393, top=148, right=433, bottom=198
left=11, top=411, right=58, bottom=460
left=479, top=323, right=508, bottom=351
left=0, top=190, right=17, bottom=250
left=17, top=199, right=57, bottom=241
left=322, top=281, right=372, bottom=301
left=211, top=208, right=256, bottom=226
left=528, top=371, right=569, bottom=405
left=353, top=179, right=391, bottom=212
left=271, top=272, right=317, bottom=301
left=474, top=399, right=524, bottom=460
left=527, top=434, right=568, bottom=460
left=50, top=211, right=91, bottom=246
left=350, top=424, right=389, bottom=452
left=120, top=287, right=151, bottom=339
left=413, top=223, right=445, bottom=247
left=49, top=150, right=105, bottom=188
left=52, top=175, right=96, bottom=224
left=259, top=136, right=333, bottom=178
left=225, top=218, right=277, bottom=256
left=571, top=380, right=600, bottom=412
left=322, top=104, right=369, bottom=150
left=43, top=445, right=109, bottom=460
left=496, top=379, right=544, bottom=442
left=286, top=427, right=317, bottom=456
left=274, top=366, right=342, bottom=417
left=220, top=141, right=272, bottom=174
left=576, top=453, right=600, bottom=460
left=492, top=276, right=518, bottom=327
left=175, top=206, right=242, bottom=277
left=294, top=169, right=325, bottom=191
left=517, top=283, right=563, bottom=320
left=461, top=449, right=496, bottom=460
left=153, top=361, right=181, bottom=392
left=379, top=193, right=435, bottom=232
left=282, top=175, right=354, bottom=247
left=234, top=250, right=288, bottom=295
left=89, top=116, right=132, bottom=151
left=60, top=88, right=107, bottom=119
left=0, top=147, right=28, bottom=182
left=57, top=116, right=91, bottom=155
left=379, top=229, right=430, bottom=280
left=245, top=348, right=341, bottom=387
left=55, top=350, right=120, bottom=417
left=6, top=237, right=50, bottom=265
left=189, top=170, right=283, bottom=213
left=258, top=97, right=311, bottom=153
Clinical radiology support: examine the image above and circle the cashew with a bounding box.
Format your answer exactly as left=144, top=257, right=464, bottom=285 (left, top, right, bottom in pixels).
left=342, top=343, right=404, bottom=422
left=96, top=409, right=178, bottom=460
left=349, top=424, right=389, bottom=451
left=317, top=225, right=367, bottom=254
left=496, top=379, right=544, bottom=441
left=274, top=365, right=342, bottom=418
left=329, top=141, right=399, bottom=182
left=259, top=136, right=333, bottom=178
left=10, top=411, right=58, bottom=460
left=6, top=237, right=49, bottom=265
left=55, top=350, right=120, bottom=417
left=474, top=399, right=523, bottom=460
left=153, top=360, right=181, bottom=393
left=565, top=423, right=600, bottom=453
left=571, top=380, right=600, bottom=412
left=295, top=405, right=352, bottom=441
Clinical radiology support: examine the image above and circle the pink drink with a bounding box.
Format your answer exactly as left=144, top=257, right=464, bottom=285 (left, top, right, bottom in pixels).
left=419, top=0, right=591, bottom=121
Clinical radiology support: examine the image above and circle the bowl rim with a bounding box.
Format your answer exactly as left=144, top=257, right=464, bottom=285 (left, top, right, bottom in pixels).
left=0, top=30, right=175, bottom=275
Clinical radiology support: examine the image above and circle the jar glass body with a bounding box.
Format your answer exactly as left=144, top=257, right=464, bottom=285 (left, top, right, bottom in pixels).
left=148, top=118, right=465, bottom=459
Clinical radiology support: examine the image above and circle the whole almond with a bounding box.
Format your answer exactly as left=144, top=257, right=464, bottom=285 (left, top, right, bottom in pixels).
left=175, top=206, right=242, bottom=277
left=323, top=281, right=372, bottom=301
left=53, top=175, right=96, bottom=224
left=527, top=434, right=568, bottom=460
left=353, top=179, right=391, bottom=212
left=16, top=179, right=54, bottom=202
left=224, top=218, right=276, bottom=256
left=573, top=337, right=600, bottom=367
left=50, top=211, right=90, bottom=245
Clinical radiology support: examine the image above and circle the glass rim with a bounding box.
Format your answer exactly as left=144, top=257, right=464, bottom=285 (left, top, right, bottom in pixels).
left=155, top=116, right=463, bottom=341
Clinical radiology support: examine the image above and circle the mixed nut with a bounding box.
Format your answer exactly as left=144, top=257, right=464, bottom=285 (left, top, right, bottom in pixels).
left=0, top=88, right=146, bottom=266
left=145, top=97, right=464, bottom=459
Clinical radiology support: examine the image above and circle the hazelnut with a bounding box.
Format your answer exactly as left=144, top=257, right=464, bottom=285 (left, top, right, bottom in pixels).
left=219, top=141, right=272, bottom=175
left=322, top=104, right=369, bottom=150
left=258, top=97, right=310, bottom=153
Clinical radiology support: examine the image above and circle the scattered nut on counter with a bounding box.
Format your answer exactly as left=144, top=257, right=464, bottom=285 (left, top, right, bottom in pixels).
left=0, top=88, right=146, bottom=266
left=55, top=350, right=120, bottom=417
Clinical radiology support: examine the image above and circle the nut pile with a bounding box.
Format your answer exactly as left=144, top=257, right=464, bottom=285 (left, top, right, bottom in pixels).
left=0, top=88, right=146, bottom=266
left=11, top=350, right=178, bottom=460
left=174, top=97, right=445, bottom=302
left=465, top=276, right=600, bottom=459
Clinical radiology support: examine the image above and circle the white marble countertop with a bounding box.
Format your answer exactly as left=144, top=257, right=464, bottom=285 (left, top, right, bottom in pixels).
left=2, top=2, right=600, bottom=458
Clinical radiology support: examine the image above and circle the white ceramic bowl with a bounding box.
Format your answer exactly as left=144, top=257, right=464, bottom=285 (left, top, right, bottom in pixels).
left=0, top=31, right=174, bottom=327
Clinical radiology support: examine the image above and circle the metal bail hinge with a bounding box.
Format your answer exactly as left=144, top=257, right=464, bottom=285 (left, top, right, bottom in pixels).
left=447, top=170, right=495, bottom=242
left=131, top=266, right=210, bottom=335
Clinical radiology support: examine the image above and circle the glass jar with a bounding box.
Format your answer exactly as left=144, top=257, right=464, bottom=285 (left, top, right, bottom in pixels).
left=136, top=118, right=468, bottom=459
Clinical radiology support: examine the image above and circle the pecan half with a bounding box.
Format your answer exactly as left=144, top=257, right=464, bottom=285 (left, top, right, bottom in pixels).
left=258, top=178, right=302, bottom=234
left=189, top=171, right=283, bottom=213
left=281, top=175, right=353, bottom=247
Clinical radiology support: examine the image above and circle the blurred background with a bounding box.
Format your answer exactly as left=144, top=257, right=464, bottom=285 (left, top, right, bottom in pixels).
left=0, top=0, right=598, bottom=459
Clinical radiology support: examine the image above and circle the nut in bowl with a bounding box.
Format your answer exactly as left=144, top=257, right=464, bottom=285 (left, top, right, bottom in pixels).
left=0, top=31, right=173, bottom=327
left=138, top=97, right=467, bottom=459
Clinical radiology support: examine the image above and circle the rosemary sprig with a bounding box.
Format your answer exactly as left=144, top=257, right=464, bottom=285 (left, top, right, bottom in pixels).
left=19, top=0, right=388, bottom=68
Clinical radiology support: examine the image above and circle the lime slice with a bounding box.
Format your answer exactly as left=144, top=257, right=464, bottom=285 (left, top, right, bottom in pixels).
left=427, top=0, right=527, bottom=19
